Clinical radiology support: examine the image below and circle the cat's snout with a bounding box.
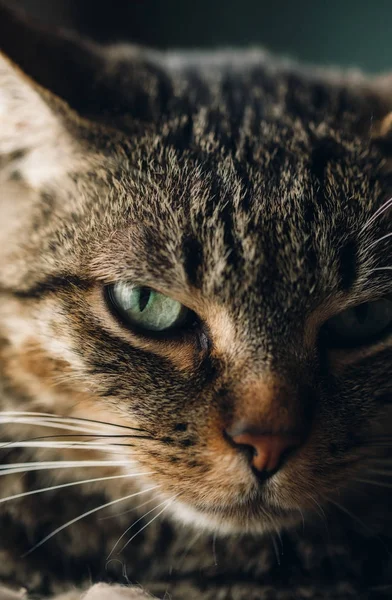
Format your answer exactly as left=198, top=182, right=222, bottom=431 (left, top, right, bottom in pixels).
left=225, top=426, right=302, bottom=476
left=224, top=377, right=310, bottom=478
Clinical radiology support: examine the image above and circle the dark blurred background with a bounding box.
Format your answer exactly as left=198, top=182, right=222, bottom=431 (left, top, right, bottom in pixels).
left=7, top=0, right=392, bottom=72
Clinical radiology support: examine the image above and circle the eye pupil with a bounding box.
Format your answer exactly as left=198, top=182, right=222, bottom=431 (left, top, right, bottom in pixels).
left=138, top=288, right=152, bottom=312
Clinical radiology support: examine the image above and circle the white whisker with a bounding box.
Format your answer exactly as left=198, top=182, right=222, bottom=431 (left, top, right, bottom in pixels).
left=270, top=533, right=281, bottom=566
left=212, top=530, right=218, bottom=566
left=107, top=497, right=171, bottom=558
left=0, top=473, right=150, bottom=504
left=367, top=231, right=392, bottom=250
left=0, top=418, right=112, bottom=435
left=23, top=485, right=161, bottom=556
left=1, top=441, right=137, bottom=452
left=1, top=411, right=74, bottom=419
left=0, top=460, right=131, bottom=476
left=355, top=478, right=392, bottom=489
left=173, top=530, right=202, bottom=574
left=365, top=468, right=392, bottom=476
left=321, top=494, right=374, bottom=535
left=99, top=494, right=161, bottom=521
left=297, top=506, right=305, bottom=532
left=369, top=266, right=392, bottom=274
left=0, top=412, right=144, bottom=433
left=120, top=495, right=177, bottom=553
left=361, top=196, right=392, bottom=233
left=306, top=493, right=326, bottom=522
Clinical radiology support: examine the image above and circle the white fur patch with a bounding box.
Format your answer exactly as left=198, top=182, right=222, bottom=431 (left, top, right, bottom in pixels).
left=82, top=583, right=153, bottom=600
left=0, top=56, right=79, bottom=187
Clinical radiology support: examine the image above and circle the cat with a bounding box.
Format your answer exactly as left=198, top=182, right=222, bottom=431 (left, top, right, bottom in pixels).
left=0, top=3, right=392, bottom=599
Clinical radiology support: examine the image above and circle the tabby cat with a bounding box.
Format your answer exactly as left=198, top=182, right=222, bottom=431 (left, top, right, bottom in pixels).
left=0, top=4, right=392, bottom=599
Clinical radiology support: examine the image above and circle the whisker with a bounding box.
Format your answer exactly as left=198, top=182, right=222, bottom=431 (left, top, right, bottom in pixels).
left=211, top=530, right=218, bottom=566
left=0, top=433, right=155, bottom=461
left=120, top=495, right=177, bottom=553
left=0, top=418, right=116, bottom=435
left=173, top=531, right=202, bottom=574
left=297, top=506, right=305, bottom=533
left=0, top=412, right=147, bottom=433
left=324, top=493, right=391, bottom=555
left=361, top=196, right=392, bottom=233
left=23, top=485, right=161, bottom=557
left=0, top=421, right=153, bottom=444
left=99, top=494, right=161, bottom=521
left=305, top=492, right=327, bottom=523
left=0, top=441, right=146, bottom=451
left=369, top=266, right=392, bottom=274
left=270, top=533, right=281, bottom=566
left=0, top=459, right=131, bottom=470
left=0, top=460, right=131, bottom=476
left=354, top=478, right=392, bottom=489
left=367, top=231, right=392, bottom=250
left=0, top=473, right=151, bottom=504
left=6, top=433, right=155, bottom=441
left=364, top=468, right=392, bottom=476
left=362, top=437, right=392, bottom=443
left=321, top=494, right=375, bottom=536
left=1, top=411, right=68, bottom=418
left=364, top=453, right=392, bottom=459
left=107, top=497, right=172, bottom=558
left=369, top=584, right=392, bottom=592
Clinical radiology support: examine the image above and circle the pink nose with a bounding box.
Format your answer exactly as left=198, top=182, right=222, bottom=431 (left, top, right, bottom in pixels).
left=228, top=429, right=302, bottom=473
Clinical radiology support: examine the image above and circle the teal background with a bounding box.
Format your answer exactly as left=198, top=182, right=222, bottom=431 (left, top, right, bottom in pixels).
left=9, top=0, right=392, bottom=72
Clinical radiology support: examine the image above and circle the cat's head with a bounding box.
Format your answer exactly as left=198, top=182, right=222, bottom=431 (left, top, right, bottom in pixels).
left=1, top=4, right=392, bottom=534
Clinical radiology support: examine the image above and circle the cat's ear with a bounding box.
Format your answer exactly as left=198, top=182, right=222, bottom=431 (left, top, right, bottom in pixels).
left=370, top=75, right=392, bottom=149
left=0, top=3, right=108, bottom=118
left=0, top=3, right=170, bottom=186
left=377, top=113, right=392, bottom=144
left=0, top=2, right=169, bottom=122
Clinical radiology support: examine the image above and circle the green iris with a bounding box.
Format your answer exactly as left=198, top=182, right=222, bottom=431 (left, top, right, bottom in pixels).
left=110, top=282, right=189, bottom=332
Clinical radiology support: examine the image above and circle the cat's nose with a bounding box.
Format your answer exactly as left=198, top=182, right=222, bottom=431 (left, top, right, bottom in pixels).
left=226, top=426, right=302, bottom=475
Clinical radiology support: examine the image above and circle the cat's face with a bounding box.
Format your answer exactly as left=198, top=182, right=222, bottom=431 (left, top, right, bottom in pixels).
left=1, top=6, right=392, bottom=534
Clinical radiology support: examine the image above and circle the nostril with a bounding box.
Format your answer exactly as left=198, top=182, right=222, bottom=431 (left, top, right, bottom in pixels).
left=225, top=427, right=302, bottom=475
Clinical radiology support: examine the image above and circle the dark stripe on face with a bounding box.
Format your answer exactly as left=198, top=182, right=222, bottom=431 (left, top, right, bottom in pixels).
left=220, top=202, right=242, bottom=271
left=5, top=275, right=89, bottom=299
left=310, top=137, right=342, bottom=187
left=338, top=240, right=358, bottom=291
left=182, top=235, right=204, bottom=287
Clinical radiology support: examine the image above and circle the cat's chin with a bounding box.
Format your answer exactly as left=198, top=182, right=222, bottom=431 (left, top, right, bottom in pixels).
left=169, top=498, right=301, bottom=536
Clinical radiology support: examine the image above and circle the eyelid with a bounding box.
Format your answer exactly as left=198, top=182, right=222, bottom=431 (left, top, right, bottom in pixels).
left=320, top=298, right=392, bottom=350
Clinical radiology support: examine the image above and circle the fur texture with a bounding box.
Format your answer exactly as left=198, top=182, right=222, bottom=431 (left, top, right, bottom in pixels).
left=0, top=4, right=392, bottom=599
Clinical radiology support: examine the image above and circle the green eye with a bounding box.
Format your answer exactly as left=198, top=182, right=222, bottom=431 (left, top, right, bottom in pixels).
left=108, top=282, right=189, bottom=333
left=324, top=299, right=392, bottom=347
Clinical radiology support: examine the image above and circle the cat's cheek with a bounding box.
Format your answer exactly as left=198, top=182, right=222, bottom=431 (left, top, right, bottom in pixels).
left=1, top=297, right=85, bottom=371
left=0, top=302, right=87, bottom=406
